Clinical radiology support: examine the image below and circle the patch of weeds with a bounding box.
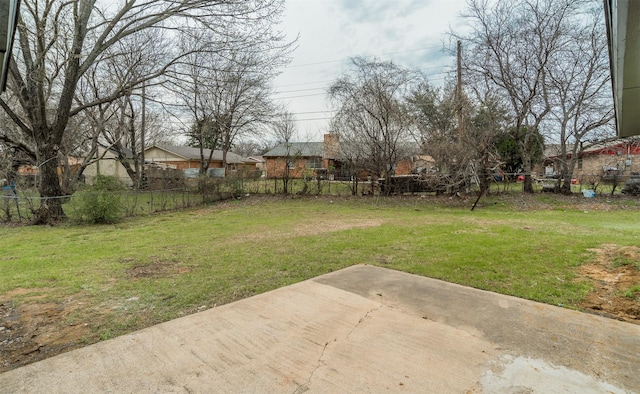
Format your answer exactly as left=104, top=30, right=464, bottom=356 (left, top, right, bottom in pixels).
left=620, top=285, right=640, bottom=299
left=97, top=314, right=143, bottom=341
left=98, top=329, right=115, bottom=341
left=610, top=247, right=640, bottom=270
left=80, top=334, right=95, bottom=345
left=535, top=194, right=557, bottom=205
left=72, top=176, right=127, bottom=224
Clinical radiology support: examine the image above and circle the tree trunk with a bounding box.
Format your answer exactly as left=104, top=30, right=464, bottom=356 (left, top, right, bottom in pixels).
left=222, top=149, right=228, bottom=177
left=33, top=144, right=66, bottom=224
left=282, top=159, right=289, bottom=194
left=560, top=158, right=572, bottom=195
left=471, top=164, right=490, bottom=211
left=560, top=174, right=572, bottom=194
left=478, top=164, right=491, bottom=197
left=560, top=156, right=578, bottom=195
left=521, top=152, right=534, bottom=193
left=120, top=156, right=139, bottom=185
left=222, top=131, right=231, bottom=177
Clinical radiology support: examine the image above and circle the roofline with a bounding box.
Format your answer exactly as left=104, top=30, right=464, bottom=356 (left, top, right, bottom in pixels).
left=545, top=137, right=640, bottom=159
left=603, top=0, right=619, bottom=135
left=146, top=144, right=247, bottom=163
left=604, top=0, right=640, bottom=137
left=146, top=144, right=190, bottom=160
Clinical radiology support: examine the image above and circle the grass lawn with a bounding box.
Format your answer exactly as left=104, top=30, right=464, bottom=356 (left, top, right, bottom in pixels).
left=1, top=194, right=639, bottom=345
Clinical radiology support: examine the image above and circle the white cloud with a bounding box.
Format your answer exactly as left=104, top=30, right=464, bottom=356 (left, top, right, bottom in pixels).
left=272, top=0, right=468, bottom=141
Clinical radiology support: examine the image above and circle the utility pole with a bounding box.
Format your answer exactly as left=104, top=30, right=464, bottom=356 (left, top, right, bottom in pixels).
left=456, top=40, right=464, bottom=149
left=140, top=82, right=146, bottom=188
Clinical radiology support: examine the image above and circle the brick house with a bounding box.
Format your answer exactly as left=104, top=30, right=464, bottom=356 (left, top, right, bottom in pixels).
left=577, top=139, right=640, bottom=182
left=263, top=134, right=418, bottom=179
left=263, top=134, right=340, bottom=179
left=246, top=156, right=266, bottom=176
left=540, top=138, right=640, bottom=183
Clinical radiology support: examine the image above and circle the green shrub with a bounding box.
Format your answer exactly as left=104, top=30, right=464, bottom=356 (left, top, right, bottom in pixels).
left=74, top=176, right=126, bottom=224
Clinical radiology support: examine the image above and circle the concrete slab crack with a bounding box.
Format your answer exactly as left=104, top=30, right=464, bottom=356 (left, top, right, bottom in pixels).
left=292, top=302, right=384, bottom=394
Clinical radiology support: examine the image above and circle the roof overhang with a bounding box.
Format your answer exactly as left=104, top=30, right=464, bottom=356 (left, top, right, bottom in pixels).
left=605, top=0, right=640, bottom=137
left=145, top=144, right=192, bottom=160
left=0, top=0, right=20, bottom=92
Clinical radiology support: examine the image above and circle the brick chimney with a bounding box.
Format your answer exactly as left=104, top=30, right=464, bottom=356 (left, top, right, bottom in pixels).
left=323, top=133, right=339, bottom=159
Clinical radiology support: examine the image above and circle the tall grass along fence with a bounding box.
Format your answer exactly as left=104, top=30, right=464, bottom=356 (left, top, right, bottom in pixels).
left=0, top=187, right=229, bottom=224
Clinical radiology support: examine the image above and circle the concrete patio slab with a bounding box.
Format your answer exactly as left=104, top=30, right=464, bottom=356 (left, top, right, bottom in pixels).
left=1, top=265, right=638, bottom=393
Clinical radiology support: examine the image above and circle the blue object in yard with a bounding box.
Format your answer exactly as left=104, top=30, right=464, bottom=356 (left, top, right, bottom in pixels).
left=2, top=181, right=16, bottom=195
left=2, top=180, right=21, bottom=220
left=582, top=189, right=595, bottom=198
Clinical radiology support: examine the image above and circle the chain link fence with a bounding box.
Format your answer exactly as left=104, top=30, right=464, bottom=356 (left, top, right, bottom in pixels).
left=2, top=171, right=631, bottom=224
left=0, top=183, right=235, bottom=224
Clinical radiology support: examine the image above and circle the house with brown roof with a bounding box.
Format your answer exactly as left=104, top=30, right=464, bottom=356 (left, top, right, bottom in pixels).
left=144, top=144, right=252, bottom=177
left=576, top=138, right=640, bottom=182
left=263, top=134, right=421, bottom=180
left=539, top=138, right=640, bottom=184
left=82, top=144, right=255, bottom=184
left=263, top=134, right=340, bottom=179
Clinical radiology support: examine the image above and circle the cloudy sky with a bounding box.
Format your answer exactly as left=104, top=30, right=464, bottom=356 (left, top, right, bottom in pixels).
left=271, top=0, right=469, bottom=142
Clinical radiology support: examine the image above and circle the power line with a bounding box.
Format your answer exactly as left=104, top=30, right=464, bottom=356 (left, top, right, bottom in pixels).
left=273, top=68, right=454, bottom=93
left=293, top=117, right=333, bottom=121
left=273, top=87, right=326, bottom=94
left=290, top=110, right=335, bottom=115
left=272, top=73, right=453, bottom=105
left=272, top=92, right=327, bottom=100
left=275, top=79, right=335, bottom=88
left=285, top=45, right=449, bottom=69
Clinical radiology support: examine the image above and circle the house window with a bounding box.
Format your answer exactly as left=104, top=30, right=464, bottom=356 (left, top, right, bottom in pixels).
left=577, top=158, right=583, bottom=170
left=306, top=157, right=322, bottom=169
left=287, top=160, right=295, bottom=170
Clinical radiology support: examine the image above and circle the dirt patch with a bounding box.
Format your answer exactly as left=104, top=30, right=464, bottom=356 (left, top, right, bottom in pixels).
left=1, top=259, right=192, bottom=373
left=291, top=218, right=385, bottom=237
left=125, top=257, right=192, bottom=279
left=0, top=291, right=98, bottom=373
left=190, top=194, right=271, bottom=215
left=577, top=244, right=640, bottom=324
left=227, top=217, right=385, bottom=245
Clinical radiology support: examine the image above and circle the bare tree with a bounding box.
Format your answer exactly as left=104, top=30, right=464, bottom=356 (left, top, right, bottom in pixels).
left=329, top=58, right=417, bottom=195
left=328, top=129, right=369, bottom=195
left=466, top=92, right=509, bottom=207
left=408, top=81, right=468, bottom=193
left=0, top=0, right=289, bottom=224
left=232, top=138, right=271, bottom=158
left=459, top=0, right=579, bottom=193
left=545, top=5, right=615, bottom=194
left=409, top=80, right=508, bottom=200
left=270, top=110, right=297, bottom=194
left=76, top=28, right=171, bottom=188
left=169, top=28, right=289, bottom=176
left=172, top=46, right=222, bottom=175
left=208, top=51, right=279, bottom=175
